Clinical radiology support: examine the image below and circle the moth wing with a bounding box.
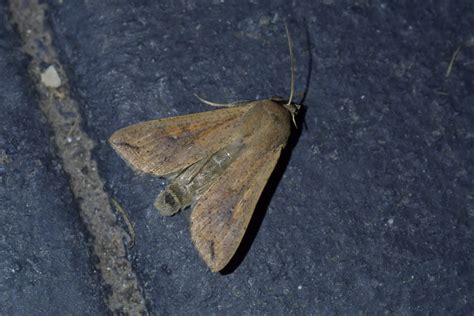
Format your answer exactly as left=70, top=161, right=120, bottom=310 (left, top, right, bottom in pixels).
left=109, top=105, right=252, bottom=176
left=190, top=144, right=285, bottom=272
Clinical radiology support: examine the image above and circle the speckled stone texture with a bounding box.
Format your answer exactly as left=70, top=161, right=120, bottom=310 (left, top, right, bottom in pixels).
left=1, top=0, right=472, bottom=314
left=0, top=4, right=107, bottom=315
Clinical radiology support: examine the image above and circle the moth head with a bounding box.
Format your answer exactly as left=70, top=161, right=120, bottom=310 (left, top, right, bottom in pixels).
left=270, top=96, right=300, bottom=127
left=286, top=103, right=301, bottom=128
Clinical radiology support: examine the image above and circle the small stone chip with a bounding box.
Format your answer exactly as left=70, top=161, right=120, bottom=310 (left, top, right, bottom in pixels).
left=41, top=65, right=62, bottom=88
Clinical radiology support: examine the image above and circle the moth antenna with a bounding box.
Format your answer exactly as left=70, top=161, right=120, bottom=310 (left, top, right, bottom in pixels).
left=194, top=94, right=251, bottom=108
left=284, top=21, right=295, bottom=106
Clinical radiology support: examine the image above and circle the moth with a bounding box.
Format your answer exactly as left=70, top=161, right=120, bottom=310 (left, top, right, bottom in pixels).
left=109, top=25, right=300, bottom=272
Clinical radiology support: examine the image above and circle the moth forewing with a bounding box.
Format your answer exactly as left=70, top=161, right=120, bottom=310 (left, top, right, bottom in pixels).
left=109, top=104, right=252, bottom=177
left=190, top=99, right=294, bottom=271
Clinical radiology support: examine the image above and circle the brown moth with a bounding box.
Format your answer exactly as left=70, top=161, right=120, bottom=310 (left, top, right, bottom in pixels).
left=109, top=25, right=299, bottom=272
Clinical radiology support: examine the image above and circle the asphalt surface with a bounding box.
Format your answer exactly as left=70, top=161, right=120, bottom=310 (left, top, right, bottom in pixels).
left=1, top=0, right=472, bottom=314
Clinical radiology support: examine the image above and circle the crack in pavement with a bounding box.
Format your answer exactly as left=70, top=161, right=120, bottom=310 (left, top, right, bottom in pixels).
left=9, top=0, right=148, bottom=314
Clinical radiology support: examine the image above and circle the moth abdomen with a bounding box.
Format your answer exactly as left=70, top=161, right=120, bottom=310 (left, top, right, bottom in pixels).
left=154, top=183, right=192, bottom=216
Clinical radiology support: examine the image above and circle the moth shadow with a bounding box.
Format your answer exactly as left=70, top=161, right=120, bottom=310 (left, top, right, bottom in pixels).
left=220, top=105, right=307, bottom=274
